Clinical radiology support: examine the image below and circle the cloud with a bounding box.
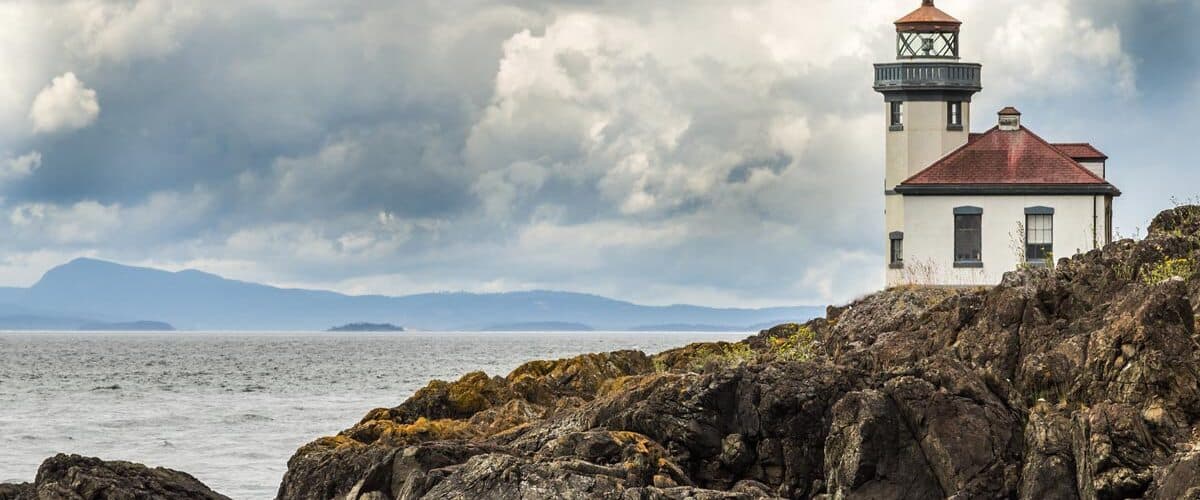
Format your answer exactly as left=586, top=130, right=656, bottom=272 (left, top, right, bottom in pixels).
left=967, top=0, right=1136, bottom=97
left=1, top=151, right=41, bottom=183
left=29, top=72, right=100, bottom=134
left=9, top=200, right=120, bottom=244
left=63, top=0, right=199, bottom=62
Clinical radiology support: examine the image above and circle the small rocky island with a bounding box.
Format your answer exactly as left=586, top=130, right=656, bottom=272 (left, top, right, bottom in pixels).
left=9, top=206, right=1200, bottom=499
left=327, top=322, right=405, bottom=332
left=78, top=320, right=176, bottom=332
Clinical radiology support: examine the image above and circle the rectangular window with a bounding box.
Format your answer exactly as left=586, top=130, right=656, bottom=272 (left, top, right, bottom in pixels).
left=1026, top=214, right=1054, bottom=265
left=890, top=101, right=903, bottom=129
left=890, top=233, right=904, bottom=268
left=1105, top=198, right=1113, bottom=245
left=947, top=102, right=962, bottom=129
left=954, top=211, right=982, bottom=265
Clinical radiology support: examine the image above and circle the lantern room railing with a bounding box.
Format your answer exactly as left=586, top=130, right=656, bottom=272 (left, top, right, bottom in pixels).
left=873, top=62, right=982, bottom=92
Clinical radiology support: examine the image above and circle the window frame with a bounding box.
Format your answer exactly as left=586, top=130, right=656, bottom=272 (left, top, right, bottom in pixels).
left=889, top=232, right=904, bottom=269
left=1025, top=207, right=1055, bottom=266
left=953, top=206, right=983, bottom=268
left=890, top=101, right=904, bottom=131
left=947, top=101, right=963, bottom=130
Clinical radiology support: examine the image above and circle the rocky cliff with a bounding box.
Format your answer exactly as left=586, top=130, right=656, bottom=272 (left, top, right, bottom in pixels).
left=275, top=205, right=1200, bottom=499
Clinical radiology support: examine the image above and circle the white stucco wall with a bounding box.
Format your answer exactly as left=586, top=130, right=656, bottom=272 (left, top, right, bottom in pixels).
left=887, top=194, right=1109, bottom=286
left=1079, top=160, right=1105, bottom=179
left=883, top=100, right=971, bottom=267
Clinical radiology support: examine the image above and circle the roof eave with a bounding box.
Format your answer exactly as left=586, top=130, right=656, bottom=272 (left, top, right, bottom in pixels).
left=895, top=184, right=1122, bottom=196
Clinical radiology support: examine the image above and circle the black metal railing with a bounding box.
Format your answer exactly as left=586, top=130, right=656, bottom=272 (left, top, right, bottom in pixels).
left=873, top=62, right=982, bottom=91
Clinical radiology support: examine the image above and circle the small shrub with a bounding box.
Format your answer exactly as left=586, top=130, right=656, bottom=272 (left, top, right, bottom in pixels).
left=1141, top=257, right=1197, bottom=285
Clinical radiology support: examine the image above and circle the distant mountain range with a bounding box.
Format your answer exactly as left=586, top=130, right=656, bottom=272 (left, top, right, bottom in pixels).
left=0, top=258, right=824, bottom=331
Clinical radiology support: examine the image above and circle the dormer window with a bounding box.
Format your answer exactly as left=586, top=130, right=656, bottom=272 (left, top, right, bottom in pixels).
left=947, top=102, right=962, bottom=130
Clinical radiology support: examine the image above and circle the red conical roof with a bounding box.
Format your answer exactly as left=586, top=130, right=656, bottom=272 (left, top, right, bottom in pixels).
left=896, top=0, right=961, bottom=33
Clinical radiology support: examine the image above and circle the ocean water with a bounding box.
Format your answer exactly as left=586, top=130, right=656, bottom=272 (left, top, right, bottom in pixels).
left=0, top=331, right=748, bottom=499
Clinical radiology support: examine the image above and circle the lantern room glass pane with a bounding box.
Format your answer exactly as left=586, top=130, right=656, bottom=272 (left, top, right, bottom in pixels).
left=897, top=32, right=959, bottom=59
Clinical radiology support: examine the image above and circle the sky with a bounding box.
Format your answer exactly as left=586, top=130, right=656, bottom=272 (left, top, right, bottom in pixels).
left=0, top=0, right=1195, bottom=307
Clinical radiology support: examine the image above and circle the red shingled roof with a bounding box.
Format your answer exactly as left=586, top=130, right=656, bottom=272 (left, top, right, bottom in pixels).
left=1053, top=143, right=1108, bottom=161
left=901, top=126, right=1113, bottom=186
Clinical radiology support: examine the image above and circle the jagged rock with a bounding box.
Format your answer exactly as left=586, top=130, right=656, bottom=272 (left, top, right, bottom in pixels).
left=1149, top=205, right=1200, bottom=237
left=276, top=207, right=1200, bottom=499
left=1019, top=405, right=1079, bottom=500
left=277, top=437, right=399, bottom=500
left=1146, top=447, right=1200, bottom=499
left=824, top=390, right=943, bottom=499
left=417, top=453, right=757, bottom=500
left=0, top=454, right=227, bottom=500
left=0, top=484, right=33, bottom=500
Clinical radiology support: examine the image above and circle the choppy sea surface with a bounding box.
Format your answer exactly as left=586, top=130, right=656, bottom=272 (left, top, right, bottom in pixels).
left=0, top=331, right=747, bottom=499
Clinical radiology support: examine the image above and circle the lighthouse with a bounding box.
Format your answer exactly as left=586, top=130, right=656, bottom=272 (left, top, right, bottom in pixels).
left=874, top=1, right=1119, bottom=286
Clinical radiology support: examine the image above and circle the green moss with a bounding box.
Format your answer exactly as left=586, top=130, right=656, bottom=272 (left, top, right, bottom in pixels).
left=768, top=325, right=816, bottom=363
left=1141, top=257, right=1196, bottom=285
left=684, top=342, right=755, bottom=373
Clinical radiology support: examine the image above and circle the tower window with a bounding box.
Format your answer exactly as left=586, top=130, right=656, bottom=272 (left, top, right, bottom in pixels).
left=890, top=232, right=904, bottom=268
left=1026, top=208, right=1054, bottom=265
left=953, top=207, right=982, bottom=267
left=890, top=101, right=904, bottom=130
left=947, top=102, right=962, bottom=130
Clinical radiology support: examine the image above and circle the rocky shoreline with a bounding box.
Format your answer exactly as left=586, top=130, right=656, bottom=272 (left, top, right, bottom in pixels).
left=8, top=206, right=1200, bottom=499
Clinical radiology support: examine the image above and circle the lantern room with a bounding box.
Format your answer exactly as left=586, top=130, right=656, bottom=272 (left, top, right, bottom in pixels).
left=895, top=0, right=961, bottom=60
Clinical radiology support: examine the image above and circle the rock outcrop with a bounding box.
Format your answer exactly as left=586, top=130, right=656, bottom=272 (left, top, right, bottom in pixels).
left=275, top=206, right=1200, bottom=499
left=9, top=207, right=1200, bottom=498
left=0, top=454, right=228, bottom=500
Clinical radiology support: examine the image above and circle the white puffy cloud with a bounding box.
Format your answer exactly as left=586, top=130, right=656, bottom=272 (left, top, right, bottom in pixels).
left=966, top=0, right=1136, bottom=97
left=29, top=72, right=100, bottom=134
left=63, top=0, right=200, bottom=62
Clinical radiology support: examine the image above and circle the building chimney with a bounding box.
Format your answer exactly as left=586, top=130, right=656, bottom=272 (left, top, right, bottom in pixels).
left=998, top=106, right=1021, bottom=131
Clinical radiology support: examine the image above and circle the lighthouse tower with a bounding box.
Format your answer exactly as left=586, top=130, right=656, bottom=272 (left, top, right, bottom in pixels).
left=874, top=0, right=982, bottom=281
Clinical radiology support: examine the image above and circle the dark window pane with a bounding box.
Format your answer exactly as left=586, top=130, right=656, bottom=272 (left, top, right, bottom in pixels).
left=891, top=238, right=903, bottom=264
left=891, top=102, right=903, bottom=126
left=948, top=102, right=962, bottom=126
left=954, top=214, right=982, bottom=262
